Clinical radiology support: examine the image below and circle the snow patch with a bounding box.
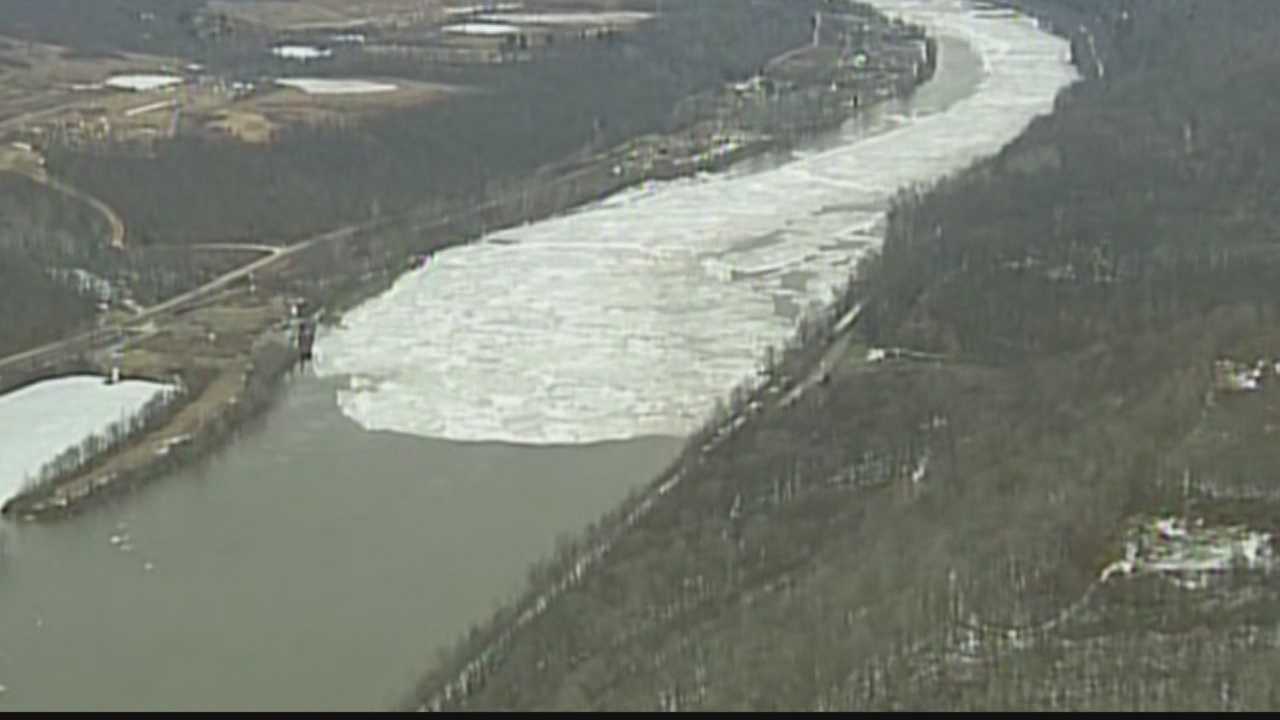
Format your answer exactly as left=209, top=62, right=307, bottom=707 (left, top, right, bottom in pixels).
left=104, top=74, right=182, bottom=92
left=271, top=45, right=333, bottom=61
left=1100, top=516, right=1276, bottom=586
left=441, top=23, right=521, bottom=36
left=0, top=376, right=173, bottom=502
left=443, top=3, right=524, bottom=17
left=275, top=78, right=397, bottom=95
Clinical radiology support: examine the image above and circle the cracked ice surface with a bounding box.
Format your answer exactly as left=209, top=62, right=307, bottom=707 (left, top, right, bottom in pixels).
left=316, top=0, right=1076, bottom=444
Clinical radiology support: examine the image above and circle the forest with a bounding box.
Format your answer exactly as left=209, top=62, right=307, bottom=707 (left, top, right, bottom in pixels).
left=0, top=171, right=228, bottom=359
left=0, top=245, right=95, bottom=359
left=0, top=173, right=103, bottom=357
left=407, top=0, right=1280, bottom=711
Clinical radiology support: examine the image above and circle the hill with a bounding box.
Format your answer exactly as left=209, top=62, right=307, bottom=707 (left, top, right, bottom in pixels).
left=408, top=0, right=1280, bottom=710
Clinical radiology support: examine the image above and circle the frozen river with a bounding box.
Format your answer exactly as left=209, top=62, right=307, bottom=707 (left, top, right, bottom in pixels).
left=318, top=0, right=1076, bottom=445
left=0, top=1, right=1075, bottom=710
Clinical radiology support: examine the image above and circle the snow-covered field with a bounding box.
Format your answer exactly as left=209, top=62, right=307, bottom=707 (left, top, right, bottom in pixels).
left=441, top=23, right=522, bottom=36
left=0, top=376, right=173, bottom=502
left=272, top=45, right=333, bottom=61
left=275, top=78, right=397, bottom=95
left=104, top=74, right=182, bottom=92
left=317, top=0, right=1078, bottom=445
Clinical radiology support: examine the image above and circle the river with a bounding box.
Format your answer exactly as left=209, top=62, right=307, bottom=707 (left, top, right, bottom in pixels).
left=0, top=0, right=1074, bottom=710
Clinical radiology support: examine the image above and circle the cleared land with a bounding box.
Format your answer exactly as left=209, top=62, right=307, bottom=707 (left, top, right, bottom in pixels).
left=0, top=1, right=664, bottom=148
left=0, top=35, right=182, bottom=132
left=229, top=79, right=456, bottom=129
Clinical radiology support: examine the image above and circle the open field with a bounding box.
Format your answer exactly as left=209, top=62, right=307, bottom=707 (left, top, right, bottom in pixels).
left=0, top=35, right=181, bottom=91
left=0, top=35, right=183, bottom=133
left=1, top=33, right=463, bottom=146
left=0, top=0, right=665, bottom=147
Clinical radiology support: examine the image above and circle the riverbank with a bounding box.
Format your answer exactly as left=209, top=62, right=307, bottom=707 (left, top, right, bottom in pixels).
left=2, top=325, right=296, bottom=520
left=2, top=10, right=934, bottom=522
left=407, top=297, right=865, bottom=711
left=988, top=0, right=1108, bottom=80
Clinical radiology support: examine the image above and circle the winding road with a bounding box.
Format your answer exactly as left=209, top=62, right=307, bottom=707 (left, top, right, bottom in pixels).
left=36, top=169, right=126, bottom=250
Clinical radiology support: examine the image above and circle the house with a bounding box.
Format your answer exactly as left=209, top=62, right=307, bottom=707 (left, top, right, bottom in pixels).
left=1214, top=359, right=1262, bottom=392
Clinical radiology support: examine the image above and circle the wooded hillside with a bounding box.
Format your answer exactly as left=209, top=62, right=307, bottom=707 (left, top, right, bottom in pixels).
left=408, top=1, right=1280, bottom=710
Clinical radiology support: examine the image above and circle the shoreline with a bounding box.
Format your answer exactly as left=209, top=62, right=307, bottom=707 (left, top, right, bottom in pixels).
left=2, top=18, right=934, bottom=521
left=407, top=298, right=866, bottom=711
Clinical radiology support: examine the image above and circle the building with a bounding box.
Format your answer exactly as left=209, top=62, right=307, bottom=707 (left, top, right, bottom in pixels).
left=1214, top=359, right=1263, bottom=393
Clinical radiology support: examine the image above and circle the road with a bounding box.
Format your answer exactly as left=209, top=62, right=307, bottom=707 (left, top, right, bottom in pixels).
left=0, top=228, right=342, bottom=378
left=0, top=201, right=447, bottom=379
left=187, top=243, right=284, bottom=255
left=41, top=171, right=127, bottom=250
left=780, top=304, right=864, bottom=407
left=3, top=147, right=127, bottom=250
